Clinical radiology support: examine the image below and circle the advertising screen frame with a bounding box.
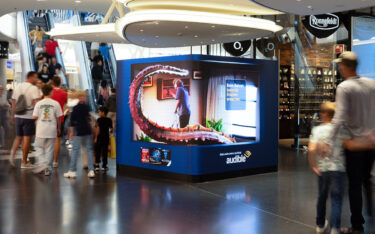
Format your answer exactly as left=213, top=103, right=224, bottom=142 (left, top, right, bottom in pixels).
left=116, top=55, right=279, bottom=182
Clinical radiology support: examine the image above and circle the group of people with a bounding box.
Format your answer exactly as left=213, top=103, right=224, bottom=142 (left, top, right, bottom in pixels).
left=6, top=71, right=116, bottom=178
left=90, top=42, right=112, bottom=105
left=29, top=25, right=67, bottom=83
left=308, top=52, right=375, bottom=234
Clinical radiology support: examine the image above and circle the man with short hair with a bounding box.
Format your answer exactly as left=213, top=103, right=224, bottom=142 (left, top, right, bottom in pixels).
left=48, top=57, right=66, bottom=78
left=9, top=72, right=41, bottom=168
left=50, top=76, right=67, bottom=168
left=324, top=52, right=375, bottom=234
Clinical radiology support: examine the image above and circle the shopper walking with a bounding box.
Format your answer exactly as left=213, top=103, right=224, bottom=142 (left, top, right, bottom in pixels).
left=91, top=60, right=103, bottom=95
left=9, top=72, right=41, bottom=168
left=94, top=106, right=113, bottom=171
left=322, top=52, right=375, bottom=234
left=98, top=80, right=110, bottom=106
left=0, top=85, right=9, bottom=149
left=32, top=84, right=62, bottom=176
left=104, top=88, right=116, bottom=132
left=309, top=102, right=350, bottom=234
left=50, top=76, right=67, bottom=168
left=64, top=91, right=95, bottom=178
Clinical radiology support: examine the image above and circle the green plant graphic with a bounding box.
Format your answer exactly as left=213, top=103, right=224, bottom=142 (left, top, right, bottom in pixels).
left=136, top=133, right=152, bottom=142
left=206, top=118, right=223, bottom=132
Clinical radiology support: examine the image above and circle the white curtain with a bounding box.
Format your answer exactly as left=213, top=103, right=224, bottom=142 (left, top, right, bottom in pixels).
left=206, top=70, right=258, bottom=138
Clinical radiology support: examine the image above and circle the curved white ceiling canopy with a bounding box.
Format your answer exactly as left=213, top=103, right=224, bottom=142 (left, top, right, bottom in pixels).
left=250, top=0, right=375, bottom=15
left=125, top=0, right=281, bottom=15
left=117, top=10, right=282, bottom=48
left=48, top=23, right=127, bottom=43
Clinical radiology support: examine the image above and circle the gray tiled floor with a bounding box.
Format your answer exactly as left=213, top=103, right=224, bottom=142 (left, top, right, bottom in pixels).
left=0, top=146, right=373, bottom=234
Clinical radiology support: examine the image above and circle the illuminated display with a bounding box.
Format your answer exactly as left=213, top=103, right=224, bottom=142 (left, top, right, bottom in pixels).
left=130, top=60, right=258, bottom=145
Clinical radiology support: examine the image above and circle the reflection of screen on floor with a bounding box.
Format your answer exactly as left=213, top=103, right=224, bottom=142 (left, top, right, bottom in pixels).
left=131, top=61, right=258, bottom=145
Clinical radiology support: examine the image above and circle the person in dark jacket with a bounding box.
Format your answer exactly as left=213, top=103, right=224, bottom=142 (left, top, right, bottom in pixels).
left=91, top=60, right=103, bottom=95
left=104, top=88, right=116, bottom=131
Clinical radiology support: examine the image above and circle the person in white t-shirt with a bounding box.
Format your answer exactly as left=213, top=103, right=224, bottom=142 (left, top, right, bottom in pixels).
left=9, top=72, right=41, bottom=168
left=32, top=84, right=62, bottom=175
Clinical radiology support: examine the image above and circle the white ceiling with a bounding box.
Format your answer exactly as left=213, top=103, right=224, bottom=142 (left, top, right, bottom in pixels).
left=124, top=21, right=275, bottom=48
left=125, top=0, right=281, bottom=15
left=0, top=0, right=113, bottom=17
left=0, top=0, right=280, bottom=17
left=49, top=9, right=282, bottom=47
left=250, top=0, right=375, bottom=15
left=48, top=23, right=127, bottom=43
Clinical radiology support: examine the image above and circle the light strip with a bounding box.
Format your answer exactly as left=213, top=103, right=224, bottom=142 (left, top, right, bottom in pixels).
left=116, top=9, right=283, bottom=38
left=124, top=0, right=282, bottom=15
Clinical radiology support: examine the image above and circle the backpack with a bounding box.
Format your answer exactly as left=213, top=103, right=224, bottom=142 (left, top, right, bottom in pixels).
left=15, top=85, right=32, bottom=115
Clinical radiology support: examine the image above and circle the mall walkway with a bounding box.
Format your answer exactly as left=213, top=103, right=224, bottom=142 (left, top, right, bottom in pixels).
left=0, top=146, right=373, bottom=234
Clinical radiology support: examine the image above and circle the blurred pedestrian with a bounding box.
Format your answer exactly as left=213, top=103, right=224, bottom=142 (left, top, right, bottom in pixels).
left=9, top=72, right=41, bottom=168
left=322, top=52, right=375, bottom=234
left=64, top=91, right=95, bottom=178
left=32, top=84, right=62, bottom=176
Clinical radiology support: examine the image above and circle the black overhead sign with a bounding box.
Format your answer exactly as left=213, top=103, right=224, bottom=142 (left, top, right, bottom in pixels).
left=302, top=13, right=342, bottom=38
left=0, top=41, right=9, bottom=59
left=223, top=40, right=252, bottom=57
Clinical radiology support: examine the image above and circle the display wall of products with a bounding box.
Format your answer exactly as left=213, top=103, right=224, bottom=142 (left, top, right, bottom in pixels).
left=279, top=65, right=295, bottom=120
left=279, top=65, right=339, bottom=120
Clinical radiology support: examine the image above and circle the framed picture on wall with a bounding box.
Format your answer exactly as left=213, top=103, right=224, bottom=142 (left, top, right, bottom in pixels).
left=144, top=76, right=153, bottom=87
left=193, top=71, right=202, bottom=80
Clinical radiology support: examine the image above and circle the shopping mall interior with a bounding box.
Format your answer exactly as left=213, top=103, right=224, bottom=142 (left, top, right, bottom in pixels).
left=0, top=0, right=374, bottom=234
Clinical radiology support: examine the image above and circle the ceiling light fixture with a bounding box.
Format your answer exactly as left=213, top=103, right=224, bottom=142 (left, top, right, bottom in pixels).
left=118, top=9, right=282, bottom=48
left=75, top=0, right=81, bottom=3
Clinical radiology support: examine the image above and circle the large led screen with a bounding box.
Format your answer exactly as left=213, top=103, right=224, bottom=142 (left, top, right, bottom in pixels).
left=352, top=16, right=375, bottom=79
left=130, top=60, right=259, bottom=145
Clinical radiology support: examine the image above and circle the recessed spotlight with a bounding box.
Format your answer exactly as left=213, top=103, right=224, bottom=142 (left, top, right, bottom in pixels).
left=276, top=19, right=281, bottom=23
left=194, top=35, right=198, bottom=38
left=296, top=0, right=301, bottom=2
left=211, top=25, right=216, bottom=28
left=307, top=5, right=312, bottom=9
left=155, top=35, right=159, bottom=38
left=154, top=22, right=159, bottom=25
left=177, top=33, right=183, bottom=36
left=184, top=26, right=189, bottom=29
left=36, top=0, right=47, bottom=2
left=75, top=0, right=81, bottom=3
left=140, top=29, right=144, bottom=32
left=211, top=39, right=215, bottom=42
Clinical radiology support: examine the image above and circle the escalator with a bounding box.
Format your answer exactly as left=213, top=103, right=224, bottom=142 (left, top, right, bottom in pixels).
left=48, top=11, right=97, bottom=111
left=81, top=21, right=117, bottom=88
left=23, top=10, right=68, bottom=86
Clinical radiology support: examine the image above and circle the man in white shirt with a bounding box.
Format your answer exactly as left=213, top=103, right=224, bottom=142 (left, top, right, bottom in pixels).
left=32, top=84, right=62, bottom=175
left=9, top=72, right=41, bottom=168
left=0, top=85, right=9, bottom=149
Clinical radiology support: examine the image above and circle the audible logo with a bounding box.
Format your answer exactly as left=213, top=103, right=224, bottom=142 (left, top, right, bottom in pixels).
left=226, top=150, right=252, bottom=164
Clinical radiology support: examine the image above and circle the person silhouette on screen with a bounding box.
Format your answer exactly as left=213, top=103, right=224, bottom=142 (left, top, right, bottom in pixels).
left=173, top=79, right=191, bottom=128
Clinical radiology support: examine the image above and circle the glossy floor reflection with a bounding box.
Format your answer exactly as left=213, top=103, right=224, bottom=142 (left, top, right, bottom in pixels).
left=0, top=147, right=374, bottom=234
